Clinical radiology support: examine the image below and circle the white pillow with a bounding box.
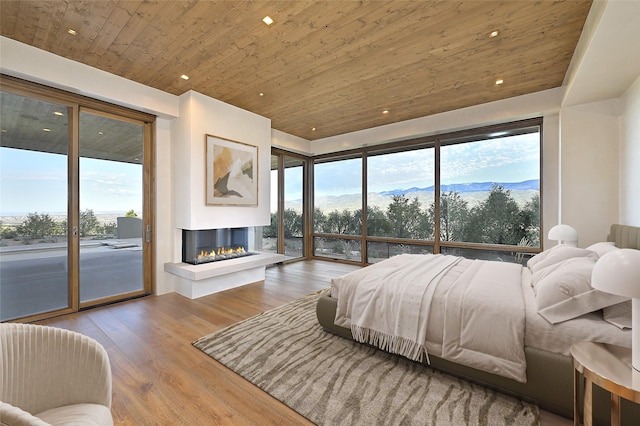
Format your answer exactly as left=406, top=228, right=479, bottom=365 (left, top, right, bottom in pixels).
left=527, top=245, right=598, bottom=275
left=585, top=241, right=619, bottom=258
left=532, top=256, right=593, bottom=295
left=534, top=257, right=628, bottom=324
left=603, top=301, right=632, bottom=329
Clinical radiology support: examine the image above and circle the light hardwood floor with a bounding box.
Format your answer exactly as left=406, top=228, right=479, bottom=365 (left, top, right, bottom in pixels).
left=37, top=260, right=570, bottom=426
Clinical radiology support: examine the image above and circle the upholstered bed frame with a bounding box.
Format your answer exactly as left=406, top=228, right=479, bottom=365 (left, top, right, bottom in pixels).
left=316, top=224, right=640, bottom=424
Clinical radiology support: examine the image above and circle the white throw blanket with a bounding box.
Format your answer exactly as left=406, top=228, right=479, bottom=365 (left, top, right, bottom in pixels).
left=332, top=254, right=528, bottom=383
left=333, top=254, right=462, bottom=363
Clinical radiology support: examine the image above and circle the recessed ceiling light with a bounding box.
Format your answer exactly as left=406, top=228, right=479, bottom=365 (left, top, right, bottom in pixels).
left=311, top=127, right=316, bottom=131
left=495, top=79, right=504, bottom=85
left=67, top=29, right=77, bottom=35
left=43, top=128, right=51, bottom=132
left=489, top=30, right=499, bottom=38
left=382, top=109, right=390, bottom=114
left=263, top=16, right=274, bottom=25
left=53, top=111, right=63, bottom=116
left=98, top=131, right=104, bottom=135
left=180, top=74, right=189, bottom=80
left=259, top=92, right=264, bottom=97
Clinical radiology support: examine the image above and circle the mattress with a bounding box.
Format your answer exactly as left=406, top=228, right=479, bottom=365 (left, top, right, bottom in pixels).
left=332, top=257, right=631, bottom=360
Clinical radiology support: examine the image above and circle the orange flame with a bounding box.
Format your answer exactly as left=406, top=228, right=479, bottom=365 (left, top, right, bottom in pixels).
left=197, top=246, right=246, bottom=260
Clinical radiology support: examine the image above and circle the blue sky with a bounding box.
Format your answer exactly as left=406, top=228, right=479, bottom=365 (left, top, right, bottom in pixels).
left=1, top=148, right=142, bottom=216
left=311, top=133, right=540, bottom=198
left=3, top=133, right=538, bottom=216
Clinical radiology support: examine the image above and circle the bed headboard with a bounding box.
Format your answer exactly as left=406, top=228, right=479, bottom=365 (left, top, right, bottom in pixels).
left=607, top=224, right=640, bottom=250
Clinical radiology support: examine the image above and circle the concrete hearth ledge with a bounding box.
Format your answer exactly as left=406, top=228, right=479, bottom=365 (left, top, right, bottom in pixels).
left=164, top=252, right=285, bottom=281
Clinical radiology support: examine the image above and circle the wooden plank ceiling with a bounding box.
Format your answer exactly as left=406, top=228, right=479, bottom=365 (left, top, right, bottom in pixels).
left=0, top=0, right=593, bottom=141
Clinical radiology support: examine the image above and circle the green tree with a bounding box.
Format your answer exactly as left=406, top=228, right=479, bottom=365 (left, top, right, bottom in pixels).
left=282, top=208, right=303, bottom=238
left=53, top=219, right=67, bottom=237
left=516, top=193, right=541, bottom=247
left=102, top=221, right=117, bottom=237
left=79, top=209, right=99, bottom=237
left=125, top=209, right=138, bottom=217
left=464, top=185, right=521, bottom=245
left=0, top=221, right=18, bottom=240
left=324, top=209, right=358, bottom=234
left=313, top=208, right=327, bottom=233
left=386, top=195, right=430, bottom=239
left=17, top=212, right=56, bottom=240
left=435, top=191, right=469, bottom=242
left=263, top=212, right=278, bottom=238
left=366, top=206, right=391, bottom=236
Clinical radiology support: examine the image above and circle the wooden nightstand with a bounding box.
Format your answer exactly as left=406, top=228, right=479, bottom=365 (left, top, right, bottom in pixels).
left=570, top=342, right=640, bottom=426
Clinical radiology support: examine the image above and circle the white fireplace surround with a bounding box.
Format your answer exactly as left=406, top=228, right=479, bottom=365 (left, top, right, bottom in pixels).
left=164, top=251, right=284, bottom=299
left=164, top=225, right=285, bottom=298
left=162, top=90, right=277, bottom=297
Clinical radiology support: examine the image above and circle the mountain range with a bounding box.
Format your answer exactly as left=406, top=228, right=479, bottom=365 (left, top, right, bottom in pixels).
left=290, top=179, right=540, bottom=213
left=379, top=179, right=540, bottom=197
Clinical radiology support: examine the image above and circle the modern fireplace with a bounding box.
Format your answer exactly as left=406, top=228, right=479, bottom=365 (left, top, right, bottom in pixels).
left=182, top=227, right=252, bottom=265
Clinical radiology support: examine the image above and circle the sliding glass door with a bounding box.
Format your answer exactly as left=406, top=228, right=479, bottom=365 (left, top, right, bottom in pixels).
left=257, top=150, right=306, bottom=261
left=0, top=77, right=154, bottom=322
left=0, top=92, right=71, bottom=320
left=283, top=156, right=304, bottom=259
left=79, top=110, right=145, bottom=304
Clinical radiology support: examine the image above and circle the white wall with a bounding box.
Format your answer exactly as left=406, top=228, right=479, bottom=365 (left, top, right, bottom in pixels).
left=171, top=91, right=272, bottom=231
left=271, top=129, right=311, bottom=154
left=562, top=0, right=640, bottom=108
left=560, top=100, right=621, bottom=247
left=155, top=118, right=178, bottom=295
left=557, top=0, right=640, bottom=240
left=620, top=75, right=640, bottom=226
left=541, top=114, right=560, bottom=249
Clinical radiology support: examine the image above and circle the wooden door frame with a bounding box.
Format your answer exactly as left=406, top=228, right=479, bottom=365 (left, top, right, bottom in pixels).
left=1, top=74, right=156, bottom=321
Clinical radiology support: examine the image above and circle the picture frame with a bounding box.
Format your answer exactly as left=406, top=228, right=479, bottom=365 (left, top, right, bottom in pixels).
left=206, top=134, right=258, bottom=206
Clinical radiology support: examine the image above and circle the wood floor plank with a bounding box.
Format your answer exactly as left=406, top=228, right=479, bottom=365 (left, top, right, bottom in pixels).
left=35, top=260, right=359, bottom=425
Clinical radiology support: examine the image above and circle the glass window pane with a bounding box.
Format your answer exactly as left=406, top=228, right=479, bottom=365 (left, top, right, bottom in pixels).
left=79, top=110, right=143, bottom=303
left=0, top=92, right=70, bottom=320
left=314, top=237, right=361, bottom=261
left=314, top=157, right=362, bottom=235
left=440, top=246, right=535, bottom=265
left=440, top=130, right=541, bottom=248
left=367, top=241, right=433, bottom=263
left=367, top=148, right=434, bottom=239
left=284, top=156, right=304, bottom=259
left=256, top=156, right=279, bottom=253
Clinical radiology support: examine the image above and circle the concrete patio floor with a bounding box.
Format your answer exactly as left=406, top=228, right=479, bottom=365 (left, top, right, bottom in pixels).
left=0, top=238, right=143, bottom=321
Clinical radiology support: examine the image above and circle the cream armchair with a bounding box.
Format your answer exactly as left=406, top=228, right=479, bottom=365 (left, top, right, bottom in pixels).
left=0, top=323, right=113, bottom=426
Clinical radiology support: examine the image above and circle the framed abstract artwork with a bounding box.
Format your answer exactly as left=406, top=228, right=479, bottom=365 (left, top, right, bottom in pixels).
left=206, top=135, right=258, bottom=206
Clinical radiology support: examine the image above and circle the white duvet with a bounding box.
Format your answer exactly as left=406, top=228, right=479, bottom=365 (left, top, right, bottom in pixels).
left=332, top=253, right=528, bottom=383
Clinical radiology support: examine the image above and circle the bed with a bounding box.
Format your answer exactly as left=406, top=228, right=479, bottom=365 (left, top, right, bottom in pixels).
left=316, top=224, right=640, bottom=424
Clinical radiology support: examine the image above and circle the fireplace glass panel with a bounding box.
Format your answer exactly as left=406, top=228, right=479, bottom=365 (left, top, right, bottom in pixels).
left=182, top=228, right=250, bottom=265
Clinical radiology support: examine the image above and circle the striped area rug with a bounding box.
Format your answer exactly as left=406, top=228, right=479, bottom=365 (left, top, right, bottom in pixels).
left=193, top=290, right=539, bottom=426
